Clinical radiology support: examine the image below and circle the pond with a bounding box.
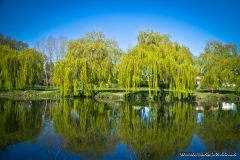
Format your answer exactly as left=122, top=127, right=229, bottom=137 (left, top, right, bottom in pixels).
left=0, top=98, right=239, bottom=160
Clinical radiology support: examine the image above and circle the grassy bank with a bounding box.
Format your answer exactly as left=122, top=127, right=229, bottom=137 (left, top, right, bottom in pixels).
left=0, top=86, right=61, bottom=100
left=95, top=87, right=239, bottom=102
left=193, top=88, right=239, bottom=102
left=0, top=86, right=239, bottom=101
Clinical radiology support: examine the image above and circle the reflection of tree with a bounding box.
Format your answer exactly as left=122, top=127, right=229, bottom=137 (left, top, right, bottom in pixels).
left=52, top=99, right=198, bottom=159
left=196, top=103, right=240, bottom=152
left=117, top=101, right=197, bottom=159
left=0, top=99, right=43, bottom=152
left=52, top=99, right=120, bottom=160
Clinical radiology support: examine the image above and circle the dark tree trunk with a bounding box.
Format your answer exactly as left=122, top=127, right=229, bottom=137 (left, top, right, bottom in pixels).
left=159, top=79, right=165, bottom=100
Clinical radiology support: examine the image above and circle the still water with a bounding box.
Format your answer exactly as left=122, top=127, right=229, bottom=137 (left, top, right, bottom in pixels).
left=0, top=99, right=239, bottom=160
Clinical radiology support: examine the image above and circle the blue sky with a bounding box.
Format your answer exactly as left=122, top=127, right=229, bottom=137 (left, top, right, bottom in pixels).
left=0, top=0, right=239, bottom=55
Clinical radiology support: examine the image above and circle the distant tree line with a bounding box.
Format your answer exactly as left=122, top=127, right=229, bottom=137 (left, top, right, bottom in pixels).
left=0, top=32, right=28, bottom=51
left=0, top=30, right=239, bottom=98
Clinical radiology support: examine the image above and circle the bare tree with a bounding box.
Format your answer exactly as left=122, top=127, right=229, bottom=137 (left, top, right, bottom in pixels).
left=34, top=36, right=68, bottom=87
left=58, top=36, right=68, bottom=60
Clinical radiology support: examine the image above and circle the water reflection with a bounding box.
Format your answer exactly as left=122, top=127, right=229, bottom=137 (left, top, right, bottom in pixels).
left=196, top=103, right=204, bottom=125
left=0, top=99, right=239, bottom=160
left=215, top=102, right=238, bottom=113
left=52, top=99, right=120, bottom=160
left=0, top=100, right=43, bottom=153
left=118, top=101, right=197, bottom=159
left=196, top=101, right=240, bottom=153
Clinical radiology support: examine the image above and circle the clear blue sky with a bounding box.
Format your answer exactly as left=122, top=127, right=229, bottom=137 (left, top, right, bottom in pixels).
left=0, top=0, right=239, bottom=55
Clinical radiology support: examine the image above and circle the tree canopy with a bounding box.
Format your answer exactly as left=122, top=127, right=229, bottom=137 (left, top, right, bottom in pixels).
left=198, top=40, right=240, bottom=94
left=0, top=32, right=28, bottom=51
left=52, top=31, right=122, bottom=96
left=118, top=30, right=198, bottom=98
left=0, top=45, right=44, bottom=90
left=1, top=31, right=239, bottom=96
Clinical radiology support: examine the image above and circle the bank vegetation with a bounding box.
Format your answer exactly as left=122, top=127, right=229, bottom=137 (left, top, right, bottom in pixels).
left=0, top=30, right=239, bottom=100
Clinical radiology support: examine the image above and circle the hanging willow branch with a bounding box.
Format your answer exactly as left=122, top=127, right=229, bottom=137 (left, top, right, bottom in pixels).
left=0, top=45, right=44, bottom=90
left=118, top=30, right=198, bottom=99
left=52, top=31, right=122, bottom=96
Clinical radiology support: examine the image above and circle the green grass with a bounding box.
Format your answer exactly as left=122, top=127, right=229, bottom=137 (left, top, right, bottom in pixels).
left=0, top=86, right=61, bottom=100
left=195, top=87, right=236, bottom=93
left=0, top=86, right=239, bottom=101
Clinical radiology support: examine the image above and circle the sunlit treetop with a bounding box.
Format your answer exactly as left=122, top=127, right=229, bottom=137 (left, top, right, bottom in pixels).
left=118, top=30, right=198, bottom=99
left=198, top=40, right=240, bottom=94
left=0, top=45, right=44, bottom=90
left=53, top=31, right=122, bottom=96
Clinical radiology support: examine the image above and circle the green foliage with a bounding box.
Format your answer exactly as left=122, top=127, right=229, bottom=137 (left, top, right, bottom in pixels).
left=52, top=31, right=122, bottom=96
left=0, top=32, right=28, bottom=51
left=0, top=45, right=44, bottom=90
left=118, top=30, right=198, bottom=98
left=198, top=40, right=240, bottom=94
left=2, top=31, right=239, bottom=98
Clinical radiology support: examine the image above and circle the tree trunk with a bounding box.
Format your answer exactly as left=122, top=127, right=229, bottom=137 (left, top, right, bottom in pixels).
left=160, top=87, right=164, bottom=100
left=159, top=79, right=165, bottom=100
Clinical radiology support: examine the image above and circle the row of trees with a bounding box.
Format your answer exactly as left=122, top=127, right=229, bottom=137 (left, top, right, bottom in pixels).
left=0, top=30, right=239, bottom=98
left=52, top=30, right=239, bottom=98
left=0, top=32, right=28, bottom=51
left=52, top=30, right=197, bottom=98
left=0, top=33, right=68, bottom=90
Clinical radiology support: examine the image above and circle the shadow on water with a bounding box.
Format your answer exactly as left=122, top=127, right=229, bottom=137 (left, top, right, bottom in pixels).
left=0, top=98, right=239, bottom=159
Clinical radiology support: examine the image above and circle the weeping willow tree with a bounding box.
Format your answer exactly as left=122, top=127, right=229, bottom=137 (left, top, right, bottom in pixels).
left=53, top=31, right=122, bottom=96
left=0, top=45, right=44, bottom=90
left=198, top=40, right=240, bottom=94
left=118, top=30, right=198, bottom=99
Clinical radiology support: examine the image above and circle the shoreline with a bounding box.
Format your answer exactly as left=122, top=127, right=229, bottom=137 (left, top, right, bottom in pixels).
left=0, top=88, right=239, bottom=102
